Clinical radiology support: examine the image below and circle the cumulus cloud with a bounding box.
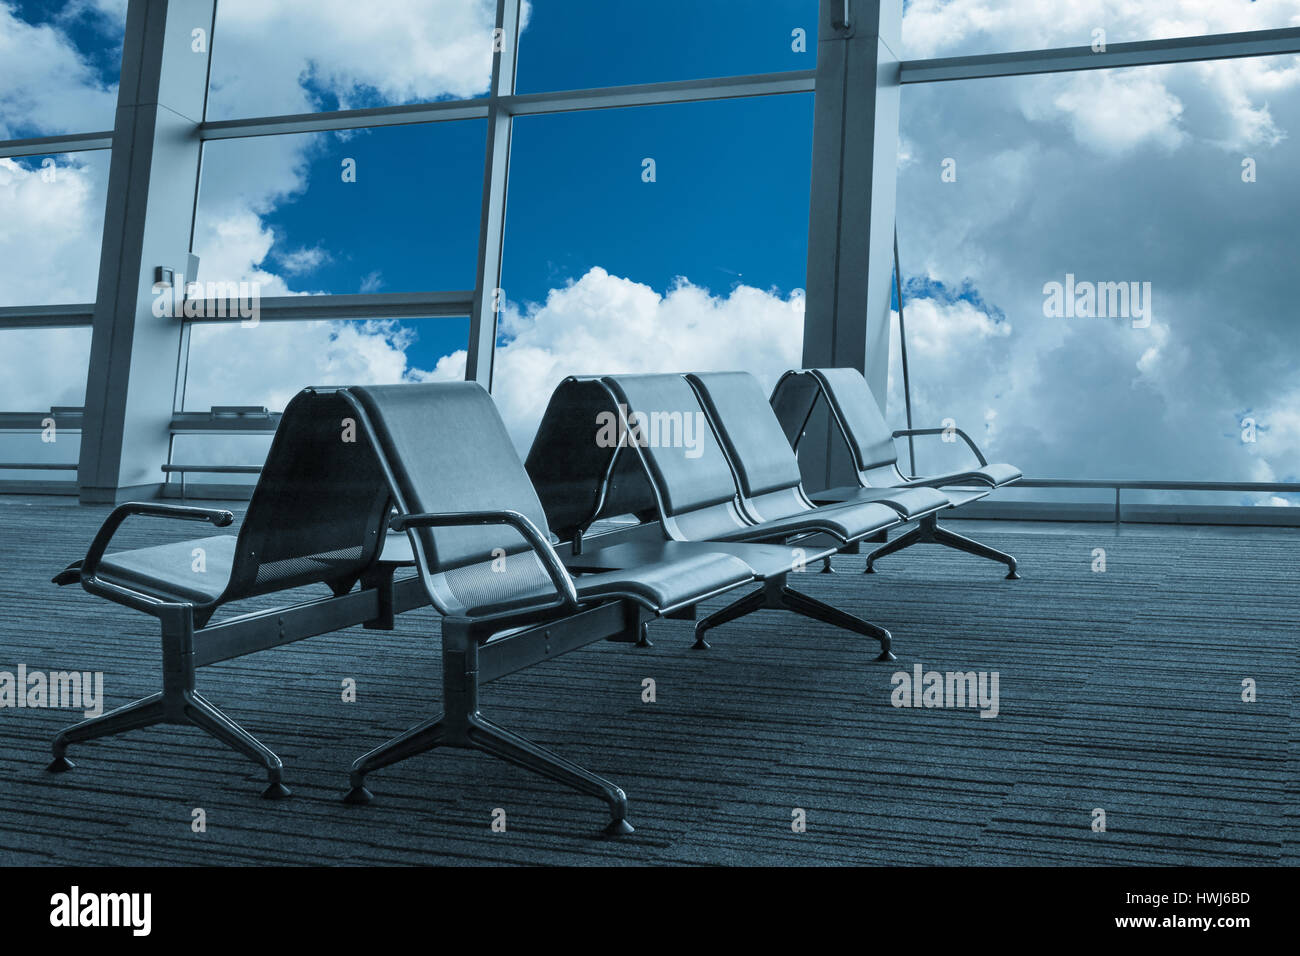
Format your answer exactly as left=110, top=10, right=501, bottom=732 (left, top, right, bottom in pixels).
left=192, top=0, right=511, bottom=295
left=4, top=0, right=1299, bottom=508
left=423, top=268, right=805, bottom=450
left=206, top=0, right=507, bottom=119
left=0, top=2, right=119, bottom=137
left=182, top=320, right=425, bottom=413
left=0, top=155, right=108, bottom=306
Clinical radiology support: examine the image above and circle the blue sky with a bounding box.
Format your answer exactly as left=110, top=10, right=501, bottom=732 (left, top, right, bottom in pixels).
left=217, top=0, right=820, bottom=372
left=4, top=0, right=1300, bottom=500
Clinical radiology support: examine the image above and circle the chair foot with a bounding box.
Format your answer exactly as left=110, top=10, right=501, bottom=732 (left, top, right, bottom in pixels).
left=819, top=556, right=835, bottom=574
left=603, top=818, right=635, bottom=837
left=691, top=636, right=711, bottom=650
left=1006, top=570, right=1021, bottom=580
left=46, top=756, right=75, bottom=773
left=342, top=785, right=374, bottom=806
left=693, top=586, right=765, bottom=644
left=876, top=649, right=898, bottom=662
left=468, top=713, right=629, bottom=829
left=781, top=586, right=893, bottom=659
left=261, top=781, right=292, bottom=800
left=863, top=564, right=876, bottom=574
left=635, top=622, right=653, bottom=648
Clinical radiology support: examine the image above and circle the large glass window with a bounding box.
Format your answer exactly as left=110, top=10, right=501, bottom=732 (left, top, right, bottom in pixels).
left=0, top=327, right=90, bottom=410
left=496, top=94, right=814, bottom=450
left=900, top=0, right=1300, bottom=60
left=206, top=0, right=498, bottom=121
left=194, top=122, right=486, bottom=294
left=0, top=0, right=124, bottom=137
left=0, top=150, right=110, bottom=306
left=180, top=317, right=470, bottom=413
left=893, top=54, right=1300, bottom=505
left=517, top=0, right=818, bottom=93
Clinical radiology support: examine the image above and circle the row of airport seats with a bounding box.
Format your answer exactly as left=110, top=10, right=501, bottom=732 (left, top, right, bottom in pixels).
left=48, top=369, right=1019, bottom=834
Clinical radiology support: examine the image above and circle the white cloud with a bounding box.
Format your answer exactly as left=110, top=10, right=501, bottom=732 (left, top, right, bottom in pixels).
left=1042, top=69, right=1187, bottom=155
left=183, top=319, right=425, bottom=413
left=0, top=2, right=119, bottom=137
left=423, top=268, right=805, bottom=450
left=206, top=0, right=510, bottom=119
left=277, top=244, right=332, bottom=275
left=0, top=155, right=107, bottom=306
left=901, top=0, right=1300, bottom=59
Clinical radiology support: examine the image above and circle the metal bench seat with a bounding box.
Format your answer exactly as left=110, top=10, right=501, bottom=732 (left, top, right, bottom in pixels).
left=48, top=387, right=397, bottom=798
left=336, top=382, right=755, bottom=833
left=686, top=371, right=950, bottom=549
left=96, top=534, right=238, bottom=604
left=526, top=372, right=902, bottom=659
left=771, top=367, right=1023, bottom=578
left=51, top=382, right=753, bottom=832
left=814, top=483, right=982, bottom=517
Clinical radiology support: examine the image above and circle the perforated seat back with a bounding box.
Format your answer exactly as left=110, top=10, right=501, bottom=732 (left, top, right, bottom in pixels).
left=222, top=388, right=392, bottom=603
left=813, top=368, right=899, bottom=472
left=348, top=382, right=549, bottom=572
left=688, top=372, right=804, bottom=499
left=601, top=374, right=738, bottom=518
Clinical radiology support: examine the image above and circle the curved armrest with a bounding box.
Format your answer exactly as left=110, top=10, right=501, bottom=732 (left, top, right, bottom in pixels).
left=64, top=502, right=234, bottom=613
left=80, top=502, right=235, bottom=584
left=390, top=509, right=580, bottom=612
left=892, top=427, right=989, bottom=468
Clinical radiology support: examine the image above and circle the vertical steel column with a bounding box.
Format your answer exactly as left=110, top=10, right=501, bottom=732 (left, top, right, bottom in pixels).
left=466, top=0, right=523, bottom=389
left=800, top=0, right=902, bottom=491
left=77, top=0, right=216, bottom=503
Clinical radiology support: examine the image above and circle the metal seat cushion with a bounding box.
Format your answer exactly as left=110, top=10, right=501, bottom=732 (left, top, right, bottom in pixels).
left=708, top=500, right=896, bottom=543
left=97, top=534, right=237, bottom=605
left=567, top=539, right=836, bottom=580
left=816, top=484, right=976, bottom=515
left=448, top=549, right=753, bottom=617
left=902, top=462, right=1023, bottom=488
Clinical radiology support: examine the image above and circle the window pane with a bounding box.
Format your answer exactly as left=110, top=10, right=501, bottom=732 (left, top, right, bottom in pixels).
left=194, top=122, right=486, bottom=294
left=180, top=317, right=469, bottom=412
left=901, top=0, right=1300, bottom=59
left=498, top=95, right=813, bottom=449
left=517, top=0, right=817, bottom=93
left=168, top=434, right=273, bottom=488
left=0, top=1, right=124, bottom=137
left=893, top=55, right=1300, bottom=505
left=206, top=0, right=498, bottom=121
left=0, top=328, right=91, bottom=410
left=0, top=151, right=110, bottom=306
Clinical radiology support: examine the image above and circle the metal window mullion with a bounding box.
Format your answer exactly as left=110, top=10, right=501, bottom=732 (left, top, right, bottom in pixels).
left=466, top=0, right=521, bottom=388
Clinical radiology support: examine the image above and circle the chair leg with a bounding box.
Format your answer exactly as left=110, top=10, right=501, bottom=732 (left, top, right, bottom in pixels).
left=692, top=586, right=766, bottom=650
left=866, top=513, right=1020, bottom=579
left=932, top=525, right=1020, bottom=579
left=48, top=692, right=167, bottom=771
left=780, top=586, right=895, bottom=661
left=344, top=713, right=446, bottom=804
left=48, top=690, right=288, bottom=797
left=182, top=692, right=290, bottom=798
left=864, top=524, right=925, bottom=573
left=466, top=713, right=632, bottom=836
